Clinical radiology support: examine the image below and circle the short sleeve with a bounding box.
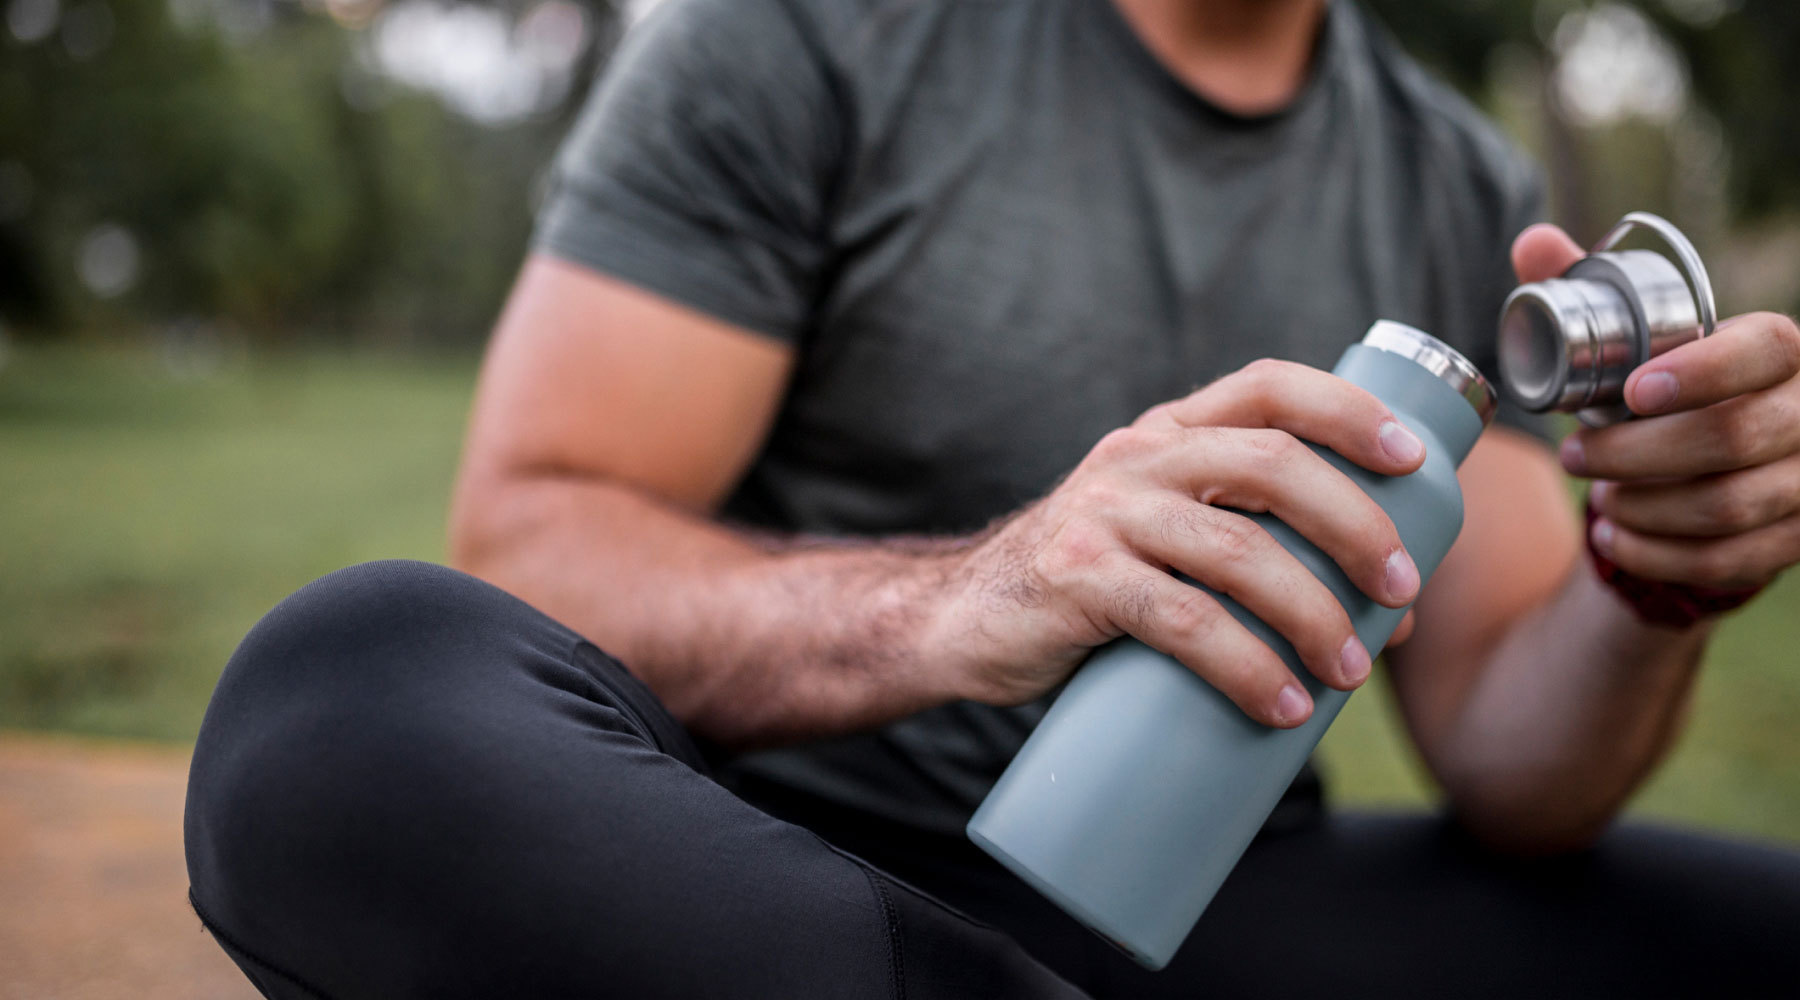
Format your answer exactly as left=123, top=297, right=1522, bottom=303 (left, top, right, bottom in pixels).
left=533, top=0, right=846, bottom=343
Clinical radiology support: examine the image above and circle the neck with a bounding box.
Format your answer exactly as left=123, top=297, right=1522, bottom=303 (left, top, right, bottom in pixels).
left=1109, top=0, right=1329, bottom=115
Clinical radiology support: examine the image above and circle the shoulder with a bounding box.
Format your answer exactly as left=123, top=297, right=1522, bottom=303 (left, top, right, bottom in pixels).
left=613, top=0, right=831, bottom=73
left=1337, top=3, right=1541, bottom=219
left=609, top=0, right=986, bottom=112
left=584, top=0, right=866, bottom=154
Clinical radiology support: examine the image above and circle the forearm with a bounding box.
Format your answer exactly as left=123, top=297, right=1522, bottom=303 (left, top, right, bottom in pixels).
left=449, top=473, right=974, bottom=748
left=1432, top=565, right=1711, bottom=852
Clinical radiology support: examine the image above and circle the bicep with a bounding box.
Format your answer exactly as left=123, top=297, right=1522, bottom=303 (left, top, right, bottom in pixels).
left=456, top=254, right=795, bottom=514
left=1385, top=426, right=1581, bottom=755
left=461, top=1, right=831, bottom=516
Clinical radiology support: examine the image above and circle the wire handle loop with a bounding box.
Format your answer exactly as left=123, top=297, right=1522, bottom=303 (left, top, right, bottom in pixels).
left=1593, top=211, right=1717, bottom=337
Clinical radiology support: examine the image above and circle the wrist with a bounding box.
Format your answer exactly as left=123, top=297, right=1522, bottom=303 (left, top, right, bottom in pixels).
left=1584, top=499, right=1764, bottom=629
left=909, top=543, right=998, bottom=705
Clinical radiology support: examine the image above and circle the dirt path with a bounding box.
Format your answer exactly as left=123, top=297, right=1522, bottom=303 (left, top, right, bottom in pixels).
left=0, top=734, right=258, bottom=1000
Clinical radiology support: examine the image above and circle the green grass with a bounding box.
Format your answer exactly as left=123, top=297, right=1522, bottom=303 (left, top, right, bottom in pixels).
left=1326, top=560, right=1800, bottom=844
left=2, top=341, right=1798, bottom=842
left=0, top=341, right=474, bottom=740
left=1320, top=595, right=1800, bottom=842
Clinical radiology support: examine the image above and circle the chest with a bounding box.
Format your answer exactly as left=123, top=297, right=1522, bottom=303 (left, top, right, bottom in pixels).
left=749, top=20, right=1465, bottom=532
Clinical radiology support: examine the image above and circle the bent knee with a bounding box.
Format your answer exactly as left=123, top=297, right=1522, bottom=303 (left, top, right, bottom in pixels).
left=188, top=562, right=542, bottom=835
left=236, top=560, right=509, bottom=667
left=186, top=562, right=555, bottom=931
left=205, top=560, right=560, bottom=707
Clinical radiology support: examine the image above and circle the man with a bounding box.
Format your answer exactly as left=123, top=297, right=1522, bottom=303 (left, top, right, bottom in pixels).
left=186, top=0, right=1800, bottom=996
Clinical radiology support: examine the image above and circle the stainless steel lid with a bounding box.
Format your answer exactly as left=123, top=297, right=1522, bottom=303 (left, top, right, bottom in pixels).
left=1493, top=211, right=1715, bottom=428
left=1361, top=320, right=1498, bottom=427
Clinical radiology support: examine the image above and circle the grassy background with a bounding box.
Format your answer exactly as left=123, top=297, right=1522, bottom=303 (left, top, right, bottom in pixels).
left=0, top=342, right=472, bottom=740
left=3, top=341, right=1798, bottom=842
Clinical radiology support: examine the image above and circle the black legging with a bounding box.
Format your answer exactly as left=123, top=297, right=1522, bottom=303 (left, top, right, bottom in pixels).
left=185, top=560, right=1800, bottom=999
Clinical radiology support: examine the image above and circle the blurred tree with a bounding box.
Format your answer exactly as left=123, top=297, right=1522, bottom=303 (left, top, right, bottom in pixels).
left=1366, top=0, right=1800, bottom=232
left=3, top=0, right=344, bottom=333
left=1649, top=3, right=1800, bottom=220
left=0, top=0, right=617, bottom=345
left=0, top=0, right=1791, bottom=342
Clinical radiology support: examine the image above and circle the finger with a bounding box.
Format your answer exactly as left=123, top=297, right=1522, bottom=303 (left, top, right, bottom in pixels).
left=1591, top=510, right=1800, bottom=589
left=1623, top=313, right=1800, bottom=416
left=1124, top=497, right=1370, bottom=691
left=1510, top=224, right=1584, bottom=283
left=1140, top=359, right=1426, bottom=477
left=1565, top=385, right=1800, bottom=481
left=1591, top=455, right=1800, bottom=538
left=1094, top=556, right=1313, bottom=728
left=1133, top=426, right=1418, bottom=607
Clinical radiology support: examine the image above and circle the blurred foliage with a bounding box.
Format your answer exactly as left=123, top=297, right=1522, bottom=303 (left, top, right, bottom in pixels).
left=2, top=0, right=1796, bottom=343
left=0, top=0, right=616, bottom=344
left=1368, top=0, right=1800, bottom=224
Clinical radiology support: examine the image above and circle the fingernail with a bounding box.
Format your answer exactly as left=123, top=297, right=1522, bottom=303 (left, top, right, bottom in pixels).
left=1591, top=517, right=1615, bottom=555
left=1275, top=684, right=1312, bottom=725
left=1385, top=549, right=1420, bottom=602
left=1378, top=420, right=1424, bottom=465
left=1589, top=480, right=1614, bottom=508
left=1634, top=371, right=1679, bottom=413
left=1340, top=636, right=1371, bottom=685
left=1561, top=436, right=1586, bottom=474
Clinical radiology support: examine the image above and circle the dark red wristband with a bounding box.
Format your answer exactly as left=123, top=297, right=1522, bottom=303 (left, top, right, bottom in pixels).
left=1584, top=499, right=1764, bottom=628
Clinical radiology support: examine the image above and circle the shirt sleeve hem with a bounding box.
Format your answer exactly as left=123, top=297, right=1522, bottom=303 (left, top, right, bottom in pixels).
left=532, top=202, right=808, bottom=348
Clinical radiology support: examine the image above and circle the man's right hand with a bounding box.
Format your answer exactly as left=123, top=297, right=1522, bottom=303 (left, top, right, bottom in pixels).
left=458, top=260, right=1428, bottom=746
left=935, top=359, right=1429, bottom=728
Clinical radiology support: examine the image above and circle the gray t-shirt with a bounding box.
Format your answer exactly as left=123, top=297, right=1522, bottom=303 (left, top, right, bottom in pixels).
left=536, top=0, right=1548, bottom=837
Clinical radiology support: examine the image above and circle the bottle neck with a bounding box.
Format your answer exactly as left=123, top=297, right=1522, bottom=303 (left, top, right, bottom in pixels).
left=1334, top=343, right=1487, bottom=467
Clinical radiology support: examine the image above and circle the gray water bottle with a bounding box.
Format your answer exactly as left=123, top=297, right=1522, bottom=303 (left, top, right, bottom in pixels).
left=967, top=320, right=1497, bottom=970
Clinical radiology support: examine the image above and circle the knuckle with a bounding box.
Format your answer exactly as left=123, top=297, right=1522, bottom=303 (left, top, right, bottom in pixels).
left=1233, top=358, right=1294, bottom=401
left=1681, top=543, right=1738, bottom=586
left=1766, top=391, right=1800, bottom=443
left=1209, top=511, right=1266, bottom=567
left=1102, top=576, right=1156, bottom=633
left=1241, top=357, right=1289, bottom=384
left=1148, top=496, right=1203, bottom=546
left=1338, top=502, right=1401, bottom=577
left=1073, top=478, right=1128, bottom=519
left=1353, top=386, right=1388, bottom=420
left=1294, top=616, right=1351, bottom=669
left=1353, top=496, right=1401, bottom=549
left=1766, top=314, right=1800, bottom=377
left=1159, top=588, right=1218, bottom=643
left=1334, top=379, right=1383, bottom=418
left=1188, top=424, right=1235, bottom=455
left=1133, top=401, right=1176, bottom=428
left=1310, top=591, right=1355, bottom=643
left=1703, top=480, right=1760, bottom=532
left=1039, top=520, right=1113, bottom=584
left=1243, top=427, right=1300, bottom=463
left=1247, top=655, right=1294, bottom=707
left=1714, top=404, right=1766, bottom=463
left=1089, top=427, right=1147, bottom=465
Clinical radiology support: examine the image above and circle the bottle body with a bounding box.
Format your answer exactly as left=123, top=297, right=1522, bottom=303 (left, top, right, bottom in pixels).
left=966, top=325, right=1489, bottom=970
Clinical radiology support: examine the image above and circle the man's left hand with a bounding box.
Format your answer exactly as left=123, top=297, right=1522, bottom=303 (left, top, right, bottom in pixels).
left=1514, top=224, right=1800, bottom=591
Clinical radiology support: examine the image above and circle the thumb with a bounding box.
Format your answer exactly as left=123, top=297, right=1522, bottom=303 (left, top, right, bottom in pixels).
left=1510, top=223, right=1585, bottom=283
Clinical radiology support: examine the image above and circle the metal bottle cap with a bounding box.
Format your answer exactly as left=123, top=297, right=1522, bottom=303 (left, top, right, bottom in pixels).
left=1497, top=212, right=1716, bottom=426
left=1361, top=320, right=1498, bottom=427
